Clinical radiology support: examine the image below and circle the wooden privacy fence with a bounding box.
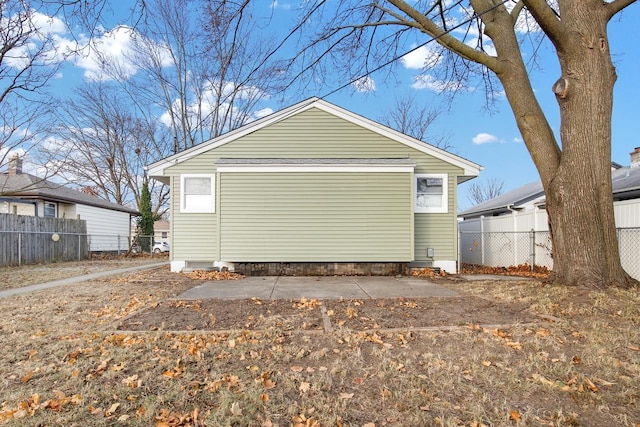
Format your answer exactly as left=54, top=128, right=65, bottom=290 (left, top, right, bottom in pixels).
left=0, top=213, right=89, bottom=266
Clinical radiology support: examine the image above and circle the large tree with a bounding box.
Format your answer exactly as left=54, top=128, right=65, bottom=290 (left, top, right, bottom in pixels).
left=291, top=0, right=637, bottom=288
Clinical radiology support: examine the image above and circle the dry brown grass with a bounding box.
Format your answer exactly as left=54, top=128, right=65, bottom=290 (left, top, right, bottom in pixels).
left=0, top=267, right=638, bottom=427
left=0, top=254, right=166, bottom=291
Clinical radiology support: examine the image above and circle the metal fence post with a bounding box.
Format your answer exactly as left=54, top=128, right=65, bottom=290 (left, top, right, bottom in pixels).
left=117, top=235, right=121, bottom=256
left=457, top=230, right=461, bottom=274
left=480, top=217, right=485, bottom=265
left=18, top=232, right=21, bottom=266
left=530, top=229, right=535, bottom=271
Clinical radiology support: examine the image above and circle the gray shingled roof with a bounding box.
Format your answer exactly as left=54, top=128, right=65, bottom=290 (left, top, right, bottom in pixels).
left=0, top=172, right=139, bottom=215
left=458, top=181, right=544, bottom=217
left=459, top=166, right=640, bottom=217
left=612, top=166, right=640, bottom=198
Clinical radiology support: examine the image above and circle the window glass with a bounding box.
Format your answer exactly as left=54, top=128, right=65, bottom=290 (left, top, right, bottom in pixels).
left=44, top=202, right=56, bottom=218
left=181, top=175, right=215, bottom=213
left=416, top=177, right=443, bottom=208
left=185, top=177, right=211, bottom=195
left=415, top=174, right=447, bottom=213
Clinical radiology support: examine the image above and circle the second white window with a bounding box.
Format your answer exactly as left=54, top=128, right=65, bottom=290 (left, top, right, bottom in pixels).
left=415, top=174, right=447, bottom=213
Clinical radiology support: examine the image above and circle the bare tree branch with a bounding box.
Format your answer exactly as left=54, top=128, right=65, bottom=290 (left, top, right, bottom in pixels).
left=467, top=178, right=505, bottom=205
left=606, top=0, right=638, bottom=19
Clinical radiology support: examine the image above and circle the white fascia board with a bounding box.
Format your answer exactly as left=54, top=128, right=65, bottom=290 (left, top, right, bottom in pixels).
left=216, top=164, right=414, bottom=173
left=312, top=100, right=483, bottom=177
left=147, top=97, right=482, bottom=178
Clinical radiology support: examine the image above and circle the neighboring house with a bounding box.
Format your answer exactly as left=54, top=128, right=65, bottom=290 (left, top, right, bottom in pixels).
left=459, top=149, right=640, bottom=227
left=457, top=148, right=640, bottom=278
left=148, top=97, right=482, bottom=274
left=0, top=156, right=139, bottom=251
left=154, top=220, right=170, bottom=242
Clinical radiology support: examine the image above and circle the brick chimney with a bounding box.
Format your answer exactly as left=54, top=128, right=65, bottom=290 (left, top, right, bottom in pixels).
left=8, top=154, right=23, bottom=175
left=631, top=147, right=640, bottom=168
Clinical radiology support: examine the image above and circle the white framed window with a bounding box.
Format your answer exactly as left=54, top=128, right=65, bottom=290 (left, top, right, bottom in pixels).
left=180, top=174, right=215, bottom=213
left=415, top=173, right=448, bottom=213
left=44, top=202, right=57, bottom=218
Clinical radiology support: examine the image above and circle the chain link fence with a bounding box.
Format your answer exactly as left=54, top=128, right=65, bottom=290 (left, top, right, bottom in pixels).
left=459, top=228, right=640, bottom=280
left=0, top=232, right=161, bottom=267
left=617, top=228, right=640, bottom=280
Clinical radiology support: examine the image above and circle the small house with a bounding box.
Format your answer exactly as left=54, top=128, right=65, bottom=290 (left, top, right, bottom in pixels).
left=0, top=157, right=139, bottom=251
left=148, top=98, right=482, bottom=274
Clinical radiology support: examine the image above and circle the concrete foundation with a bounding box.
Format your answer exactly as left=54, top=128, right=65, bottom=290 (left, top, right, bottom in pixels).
left=233, top=262, right=410, bottom=276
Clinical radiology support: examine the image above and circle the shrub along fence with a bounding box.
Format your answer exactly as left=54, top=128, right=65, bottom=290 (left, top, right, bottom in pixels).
left=0, top=213, right=89, bottom=266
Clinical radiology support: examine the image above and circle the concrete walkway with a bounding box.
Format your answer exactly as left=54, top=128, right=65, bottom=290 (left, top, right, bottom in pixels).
left=0, top=262, right=169, bottom=299
left=177, top=275, right=459, bottom=300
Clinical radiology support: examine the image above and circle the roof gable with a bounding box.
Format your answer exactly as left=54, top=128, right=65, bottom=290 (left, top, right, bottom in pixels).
left=147, top=98, right=482, bottom=179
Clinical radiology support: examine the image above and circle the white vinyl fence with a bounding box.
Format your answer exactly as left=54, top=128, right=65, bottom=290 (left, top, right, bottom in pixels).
left=458, top=199, right=640, bottom=280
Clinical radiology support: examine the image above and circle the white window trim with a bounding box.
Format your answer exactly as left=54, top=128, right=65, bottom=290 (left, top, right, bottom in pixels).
left=415, top=173, right=448, bottom=214
left=180, top=174, right=215, bottom=213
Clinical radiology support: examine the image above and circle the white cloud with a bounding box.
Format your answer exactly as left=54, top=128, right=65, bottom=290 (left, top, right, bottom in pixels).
left=2, top=11, right=73, bottom=69
left=352, top=76, right=376, bottom=93
left=513, top=137, right=523, bottom=143
left=401, top=44, right=442, bottom=69
left=74, top=26, right=141, bottom=81
left=254, top=108, right=273, bottom=119
left=270, top=1, right=293, bottom=10
left=472, top=133, right=500, bottom=145
left=411, top=75, right=464, bottom=93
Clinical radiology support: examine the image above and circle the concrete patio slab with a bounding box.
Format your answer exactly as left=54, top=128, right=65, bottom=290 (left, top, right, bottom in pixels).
left=270, top=276, right=369, bottom=299
left=176, top=275, right=459, bottom=300
left=352, top=276, right=459, bottom=298
left=177, top=276, right=278, bottom=300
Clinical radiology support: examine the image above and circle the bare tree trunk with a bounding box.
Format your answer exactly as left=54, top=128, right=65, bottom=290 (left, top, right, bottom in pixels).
left=543, top=3, right=633, bottom=288
left=483, top=1, right=636, bottom=288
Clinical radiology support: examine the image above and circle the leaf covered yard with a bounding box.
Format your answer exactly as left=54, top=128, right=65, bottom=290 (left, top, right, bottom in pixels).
left=0, top=267, right=639, bottom=426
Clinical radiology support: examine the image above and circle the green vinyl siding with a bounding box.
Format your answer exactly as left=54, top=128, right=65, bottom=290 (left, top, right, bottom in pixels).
left=413, top=177, right=458, bottom=261
left=165, top=107, right=464, bottom=263
left=219, top=172, right=413, bottom=261
left=169, top=175, right=219, bottom=261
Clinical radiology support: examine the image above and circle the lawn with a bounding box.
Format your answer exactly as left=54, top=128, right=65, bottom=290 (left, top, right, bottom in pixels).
left=0, top=266, right=638, bottom=426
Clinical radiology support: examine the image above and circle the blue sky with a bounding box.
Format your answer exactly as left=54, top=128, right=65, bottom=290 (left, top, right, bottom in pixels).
left=10, top=1, right=640, bottom=210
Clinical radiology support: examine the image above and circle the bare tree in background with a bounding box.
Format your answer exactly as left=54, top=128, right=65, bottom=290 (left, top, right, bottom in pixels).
left=288, top=0, right=638, bottom=289
left=51, top=82, right=170, bottom=217
left=467, top=178, right=505, bottom=206
left=378, top=95, right=452, bottom=150
left=110, top=0, right=283, bottom=151
left=0, top=0, right=64, bottom=181
left=43, top=0, right=281, bottom=217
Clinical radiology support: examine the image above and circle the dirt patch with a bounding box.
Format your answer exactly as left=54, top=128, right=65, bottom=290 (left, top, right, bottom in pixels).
left=119, top=294, right=537, bottom=333
left=120, top=298, right=325, bottom=331
left=326, top=296, right=535, bottom=329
